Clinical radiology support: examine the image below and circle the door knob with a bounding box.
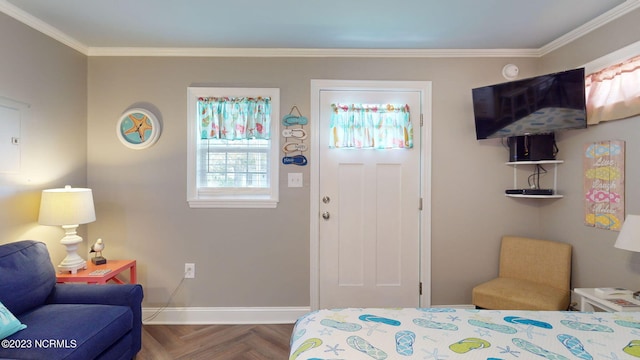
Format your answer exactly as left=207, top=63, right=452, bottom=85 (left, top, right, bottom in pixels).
left=322, top=196, right=331, bottom=204
left=322, top=211, right=330, bottom=220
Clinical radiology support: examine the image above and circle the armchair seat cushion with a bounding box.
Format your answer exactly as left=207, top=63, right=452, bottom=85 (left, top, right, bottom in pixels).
left=471, top=236, right=572, bottom=311
left=4, top=304, right=132, bottom=360
left=473, top=277, right=570, bottom=311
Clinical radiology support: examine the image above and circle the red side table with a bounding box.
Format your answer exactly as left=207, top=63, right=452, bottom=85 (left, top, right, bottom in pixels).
left=56, top=260, right=137, bottom=284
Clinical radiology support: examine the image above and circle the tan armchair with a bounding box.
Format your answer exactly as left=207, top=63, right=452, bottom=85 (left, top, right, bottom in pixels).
left=472, top=235, right=572, bottom=310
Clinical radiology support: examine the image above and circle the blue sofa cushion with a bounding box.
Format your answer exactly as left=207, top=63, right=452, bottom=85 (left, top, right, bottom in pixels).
left=4, top=304, right=132, bottom=360
left=0, top=241, right=55, bottom=316
left=47, top=283, right=144, bottom=356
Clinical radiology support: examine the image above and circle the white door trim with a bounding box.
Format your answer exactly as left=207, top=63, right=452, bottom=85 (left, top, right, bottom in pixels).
left=309, top=79, right=432, bottom=310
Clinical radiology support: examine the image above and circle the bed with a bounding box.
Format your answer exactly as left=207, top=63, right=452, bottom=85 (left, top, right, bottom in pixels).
left=289, top=308, right=640, bottom=359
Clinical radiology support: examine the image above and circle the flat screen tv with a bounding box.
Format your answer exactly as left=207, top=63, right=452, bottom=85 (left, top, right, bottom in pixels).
left=472, top=68, right=587, bottom=140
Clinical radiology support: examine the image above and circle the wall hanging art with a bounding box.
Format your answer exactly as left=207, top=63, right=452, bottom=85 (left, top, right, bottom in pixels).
left=584, top=140, right=625, bottom=231
left=281, top=105, right=308, bottom=166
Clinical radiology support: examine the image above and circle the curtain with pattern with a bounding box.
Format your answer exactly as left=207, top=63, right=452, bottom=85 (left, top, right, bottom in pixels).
left=198, top=97, right=271, bottom=140
left=329, top=103, right=413, bottom=149
left=586, top=54, right=640, bottom=124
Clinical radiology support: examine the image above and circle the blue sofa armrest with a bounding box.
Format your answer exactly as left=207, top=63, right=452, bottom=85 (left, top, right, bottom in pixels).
left=47, top=284, right=144, bottom=355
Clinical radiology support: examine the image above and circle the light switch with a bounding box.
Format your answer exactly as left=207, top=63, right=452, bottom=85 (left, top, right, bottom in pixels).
left=288, top=173, right=303, bottom=187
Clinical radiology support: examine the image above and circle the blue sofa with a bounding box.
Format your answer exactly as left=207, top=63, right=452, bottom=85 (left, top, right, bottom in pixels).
left=0, top=240, right=143, bottom=360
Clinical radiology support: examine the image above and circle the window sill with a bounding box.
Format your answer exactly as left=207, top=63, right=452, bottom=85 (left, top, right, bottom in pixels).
left=188, top=198, right=278, bottom=209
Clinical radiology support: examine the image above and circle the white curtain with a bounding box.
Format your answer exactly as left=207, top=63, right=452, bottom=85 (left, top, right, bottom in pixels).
left=585, top=54, right=640, bottom=124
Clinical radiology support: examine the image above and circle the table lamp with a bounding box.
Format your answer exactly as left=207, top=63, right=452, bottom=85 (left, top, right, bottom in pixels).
left=615, top=215, right=640, bottom=251
left=614, top=214, right=640, bottom=299
left=38, top=185, right=96, bottom=273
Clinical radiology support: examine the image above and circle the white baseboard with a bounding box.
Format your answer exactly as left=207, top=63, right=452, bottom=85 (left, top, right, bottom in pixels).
left=141, top=305, right=476, bottom=325
left=142, top=306, right=311, bottom=325
left=430, top=304, right=476, bottom=309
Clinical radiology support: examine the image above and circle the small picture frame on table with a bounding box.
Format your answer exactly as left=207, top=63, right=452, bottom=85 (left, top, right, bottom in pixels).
left=116, top=108, right=161, bottom=149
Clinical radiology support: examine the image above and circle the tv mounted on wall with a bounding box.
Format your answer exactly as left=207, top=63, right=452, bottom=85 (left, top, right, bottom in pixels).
left=472, top=68, right=587, bottom=140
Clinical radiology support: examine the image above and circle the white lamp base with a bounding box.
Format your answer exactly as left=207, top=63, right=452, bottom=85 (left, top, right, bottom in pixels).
left=58, top=224, right=87, bottom=274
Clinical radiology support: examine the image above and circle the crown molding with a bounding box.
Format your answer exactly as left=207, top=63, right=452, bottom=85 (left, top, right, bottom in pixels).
left=539, top=0, right=640, bottom=56
left=87, top=46, right=540, bottom=58
left=0, top=0, right=88, bottom=54
left=2, top=0, right=639, bottom=58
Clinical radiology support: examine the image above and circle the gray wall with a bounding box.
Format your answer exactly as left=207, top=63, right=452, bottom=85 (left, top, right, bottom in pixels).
left=539, top=9, right=640, bottom=292
left=2, top=7, right=640, bottom=308
left=0, top=12, right=88, bottom=265
left=86, top=56, right=543, bottom=307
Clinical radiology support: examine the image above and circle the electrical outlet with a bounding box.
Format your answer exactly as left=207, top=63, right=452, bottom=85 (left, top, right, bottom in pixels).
left=184, top=263, right=195, bottom=278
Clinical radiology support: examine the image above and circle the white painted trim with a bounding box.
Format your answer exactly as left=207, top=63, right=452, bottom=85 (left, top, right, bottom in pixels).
left=142, top=306, right=310, bottom=325
left=185, top=87, right=280, bottom=209
left=87, top=47, right=540, bottom=58
left=430, top=304, right=476, bottom=310
left=419, top=82, right=433, bottom=309
left=539, top=0, right=640, bottom=56
left=0, top=0, right=88, bottom=54
left=309, top=80, right=432, bottom=310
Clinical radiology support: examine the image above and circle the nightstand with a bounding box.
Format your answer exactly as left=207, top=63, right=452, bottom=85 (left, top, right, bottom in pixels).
left=56, top=259, right=137, bottom=284
left=574, top=287, right=640, bottom=312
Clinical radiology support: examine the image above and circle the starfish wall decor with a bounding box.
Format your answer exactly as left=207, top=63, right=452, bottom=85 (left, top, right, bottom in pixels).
left=117, top=108, right=161, bottom=150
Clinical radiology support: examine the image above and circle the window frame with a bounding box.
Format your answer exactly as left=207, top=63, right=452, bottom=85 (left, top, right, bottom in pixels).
left=187, top=87, right=280, bottom=208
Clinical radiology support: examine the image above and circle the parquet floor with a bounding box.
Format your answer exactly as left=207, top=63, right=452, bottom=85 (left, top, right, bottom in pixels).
left=137, top=324, right=294, bottom=360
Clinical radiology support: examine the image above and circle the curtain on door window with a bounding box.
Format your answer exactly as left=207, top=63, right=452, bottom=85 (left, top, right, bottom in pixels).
left=198, top=97, right=271, bottom=140
left=330, top=103, right=413, bottom=149
left=585, top=55, right=640, bottom=124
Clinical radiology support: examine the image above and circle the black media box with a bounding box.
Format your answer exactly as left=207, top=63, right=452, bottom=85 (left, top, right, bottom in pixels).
left=508, top=133, right=556, bottom=162
left=505, top=189, right=554, bottom=195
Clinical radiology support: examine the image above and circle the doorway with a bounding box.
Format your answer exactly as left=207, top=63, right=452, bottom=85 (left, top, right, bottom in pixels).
left=309, top=80, right=432, bottom=309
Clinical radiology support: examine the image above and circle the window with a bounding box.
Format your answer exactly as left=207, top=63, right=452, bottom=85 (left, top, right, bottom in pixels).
left=585, top=54, right=640, bottom=124
left=583, top=40, right=640, bottom=125
left=187, top=87, right=279, bottom=208
left=329, top=103, right=413, bottom=149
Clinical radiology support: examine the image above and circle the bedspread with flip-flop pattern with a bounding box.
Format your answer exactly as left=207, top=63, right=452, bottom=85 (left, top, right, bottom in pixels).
left=289, top=308, right=640, bottom=359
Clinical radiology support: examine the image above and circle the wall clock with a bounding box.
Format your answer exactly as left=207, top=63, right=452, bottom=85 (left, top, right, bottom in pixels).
left=116, top=108, right=161, bottom=149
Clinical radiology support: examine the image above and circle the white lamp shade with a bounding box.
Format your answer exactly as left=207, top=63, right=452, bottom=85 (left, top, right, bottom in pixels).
left=38, top=186, right=96, bottom=226
left=615, top=215, right=640, bottom=252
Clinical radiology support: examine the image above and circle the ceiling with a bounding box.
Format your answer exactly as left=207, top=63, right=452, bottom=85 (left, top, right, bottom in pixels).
left=1, top=0, right=639, bottom=56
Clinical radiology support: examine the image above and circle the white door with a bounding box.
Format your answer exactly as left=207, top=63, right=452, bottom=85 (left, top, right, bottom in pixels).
left=312, top=81, right=428, bottom=309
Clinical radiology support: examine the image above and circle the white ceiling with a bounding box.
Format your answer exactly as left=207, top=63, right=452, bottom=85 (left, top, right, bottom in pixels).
left=1, top=0, right=639, bottom=56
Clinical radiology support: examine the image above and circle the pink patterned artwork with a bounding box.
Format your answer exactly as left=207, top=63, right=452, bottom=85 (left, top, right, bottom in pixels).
left=584, top=140, right=625, bottom=231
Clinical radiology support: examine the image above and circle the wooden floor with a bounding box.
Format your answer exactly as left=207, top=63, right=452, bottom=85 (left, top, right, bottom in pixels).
left=137, top=324, right=294, bottom=360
